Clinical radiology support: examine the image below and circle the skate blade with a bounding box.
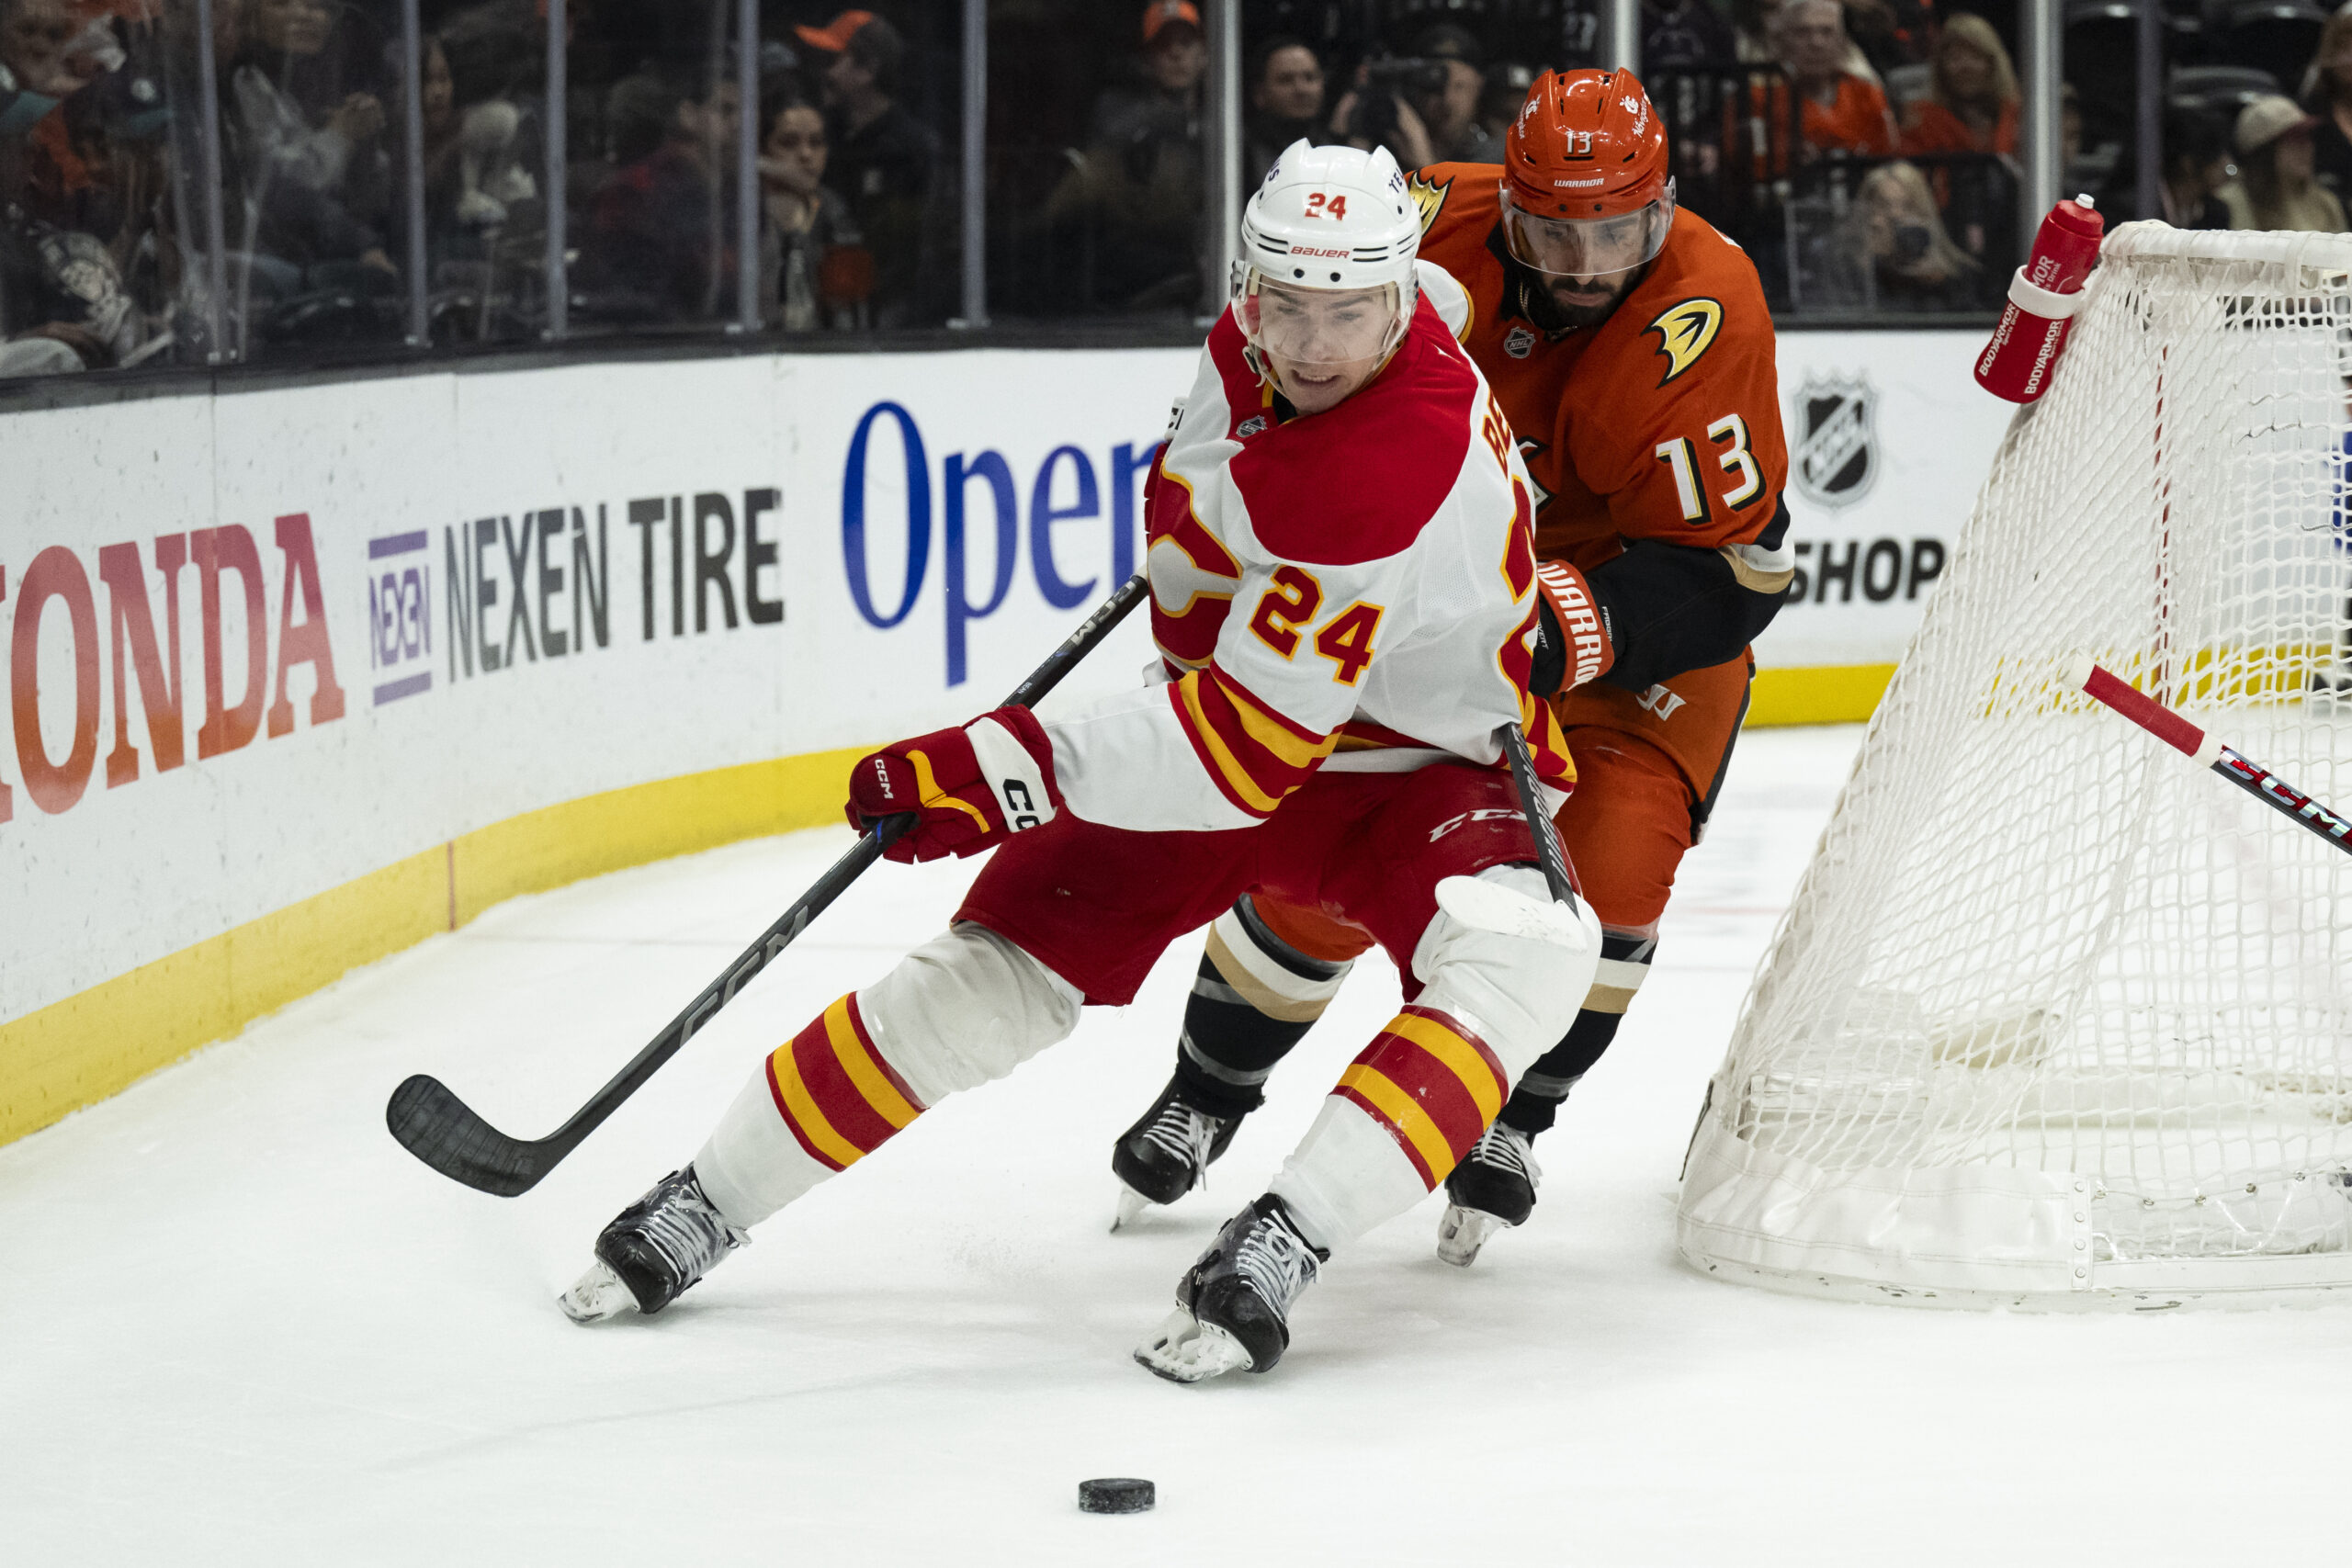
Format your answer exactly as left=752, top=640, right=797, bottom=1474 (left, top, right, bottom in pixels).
left=1110, top=1181, right=1155, bottom=1233
left=1133, top=1306, right=1253, bottom=1383
left=557, top=1258, right=642, bottom=1323
left=1435, top=1204, right=1507, bottom=1269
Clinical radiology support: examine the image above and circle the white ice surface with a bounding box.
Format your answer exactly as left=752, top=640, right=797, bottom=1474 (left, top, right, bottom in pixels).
left=6, top=726, right=2350, bottom=1566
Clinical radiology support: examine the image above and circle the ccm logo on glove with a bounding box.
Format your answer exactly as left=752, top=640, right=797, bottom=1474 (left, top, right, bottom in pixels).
left=845, top=706, right=1064, bottom=863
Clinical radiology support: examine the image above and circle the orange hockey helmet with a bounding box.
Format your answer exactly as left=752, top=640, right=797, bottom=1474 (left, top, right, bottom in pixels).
left=1500, top=69, right=1676, bottom=280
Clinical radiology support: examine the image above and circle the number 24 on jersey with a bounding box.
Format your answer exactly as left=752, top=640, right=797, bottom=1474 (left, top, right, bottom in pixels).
left=1248, top=566, right=1384, bottom=684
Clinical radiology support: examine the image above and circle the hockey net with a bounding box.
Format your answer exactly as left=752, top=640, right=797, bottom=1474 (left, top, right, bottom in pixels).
left=1679, top=223, right=2352, bottom=1305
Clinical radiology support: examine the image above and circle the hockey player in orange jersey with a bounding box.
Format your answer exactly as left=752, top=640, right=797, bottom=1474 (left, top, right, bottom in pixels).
left=555, top=140, right=1607, bottom=1383
left=1107, top=69, right=1795, bottom=1266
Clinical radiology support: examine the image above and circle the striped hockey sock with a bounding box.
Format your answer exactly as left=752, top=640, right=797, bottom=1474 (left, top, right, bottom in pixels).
left=695, top=992, right=928, bottom=1227
left=1174, top=897, right=1354, bottom=1115
left=1269, top=1005, right=1511, bottom=1249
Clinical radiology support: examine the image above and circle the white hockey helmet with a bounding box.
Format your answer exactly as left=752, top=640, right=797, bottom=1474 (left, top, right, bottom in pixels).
left=1237, top=140, right=1421, bottom=369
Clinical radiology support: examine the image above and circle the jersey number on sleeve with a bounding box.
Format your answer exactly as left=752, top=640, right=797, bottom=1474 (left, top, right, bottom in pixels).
left=1314, top=603, right=1383, bottom=685
left=1249, top=565, right=1325, bottom=657
left=1481, top=392, right=1513, bottom=472
left=1656, top=412, right=1764, bottom=525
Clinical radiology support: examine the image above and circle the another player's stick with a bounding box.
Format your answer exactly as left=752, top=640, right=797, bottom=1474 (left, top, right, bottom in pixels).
left=1496, top=719, right=1585, bottom=908
left=388, top=573, right=1153, bottom=1196
left=2067, top=656, right=2352, bottom=856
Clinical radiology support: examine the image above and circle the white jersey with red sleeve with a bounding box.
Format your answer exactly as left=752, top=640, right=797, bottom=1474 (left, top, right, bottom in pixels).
left=1042, top=262, right=1576, bottom=836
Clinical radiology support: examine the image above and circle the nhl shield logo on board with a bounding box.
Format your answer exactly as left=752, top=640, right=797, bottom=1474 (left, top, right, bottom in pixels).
left=1790, top=370, right=1877, bottom=510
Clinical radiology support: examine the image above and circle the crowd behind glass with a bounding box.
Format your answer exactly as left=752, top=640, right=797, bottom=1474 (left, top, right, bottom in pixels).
left=5, top=0, right=2349, bottom=380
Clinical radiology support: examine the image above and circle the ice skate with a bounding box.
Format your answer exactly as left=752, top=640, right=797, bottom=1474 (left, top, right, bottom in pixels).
left=1109, top=1076, right=1243, bottom=1230
left=1135, top=1194, right=1326, bottom=1382
left=559, top=1166, right=747, bottom=1323
left=1435, top=1122, right=1541, bottom=1268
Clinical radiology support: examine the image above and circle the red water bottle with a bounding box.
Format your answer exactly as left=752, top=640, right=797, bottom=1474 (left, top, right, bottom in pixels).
left=1974, top=195, right=2106, bottom=403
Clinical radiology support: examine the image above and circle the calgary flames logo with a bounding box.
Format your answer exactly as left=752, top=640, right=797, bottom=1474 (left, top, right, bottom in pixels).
left=1645, top=298, right=1724, bottom=385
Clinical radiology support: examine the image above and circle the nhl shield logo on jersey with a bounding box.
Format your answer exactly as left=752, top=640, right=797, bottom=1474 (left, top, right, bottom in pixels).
left=1790, top=370, right=1877, bottom=510
left=1237, top=415, right=1268, bottom=437
left=1503, top=324, right=1536, bottom=359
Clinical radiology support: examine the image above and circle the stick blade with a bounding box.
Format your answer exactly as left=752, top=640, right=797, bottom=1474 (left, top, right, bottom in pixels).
left=386, top=1074, right=552, bottom=1197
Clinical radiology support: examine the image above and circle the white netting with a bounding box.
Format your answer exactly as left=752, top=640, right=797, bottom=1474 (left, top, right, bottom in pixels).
left=1679, top=223, right=2352, bottom=1305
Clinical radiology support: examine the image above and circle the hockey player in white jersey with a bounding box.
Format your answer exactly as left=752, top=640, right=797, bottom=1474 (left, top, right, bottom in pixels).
left=557, top=141, right=1601, bottom=1383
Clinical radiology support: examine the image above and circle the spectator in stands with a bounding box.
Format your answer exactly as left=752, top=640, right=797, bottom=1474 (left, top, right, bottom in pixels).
left=1244, top=34, right=1327, bottom=185
left=230, top=0, right=389, bottom=210
left=1899, top=14, right=2018, bottom=156
left=796, top=10, right=939, bottom=327
left=2159, top=108, right=2233, bottom=230
left=583, top=70, right=739, bottom=321
left=2221, top=95, right=2346, bottom=233
left=1043, top=0, right=1205, bottom=311
left=1733, top=0, right=1779, bottom=62
left=1477, top=62, right=1536, bottom=144
left=1404, top=24, right=1499, bottom=164
left=0, top=0, right=77, bottom=96
left=0, top=0, right=116, bottom=231
left=1774, top=0, right=1895, bottom=156
left=758, top=90, right=867, bottom=332
left=2100, top=107, right=2232, bottom=228
left=2301, top=6, right=2352, bottom=197
left=1645, top=0, right=1741, bottom=68
left=1852, top=158, right=1980, bottom=308
left=432, top=0, right=540, bottom=232
left=1840, top=0, right=1934, bottom=77
left=220, top=0, right=402, bottom=322
left=1328, top=56, right=1434, bottom=168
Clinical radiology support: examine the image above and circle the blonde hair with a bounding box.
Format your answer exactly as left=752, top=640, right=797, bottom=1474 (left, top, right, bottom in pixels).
left=1932, top=14, right=2018, bottom=112
left=1859, top=160, right=1979, bottom=280
left=2307, top=8, right=2352, bottom=103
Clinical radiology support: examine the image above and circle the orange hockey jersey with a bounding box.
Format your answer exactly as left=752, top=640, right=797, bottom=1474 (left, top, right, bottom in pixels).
left=1408, top=164, right=1789, bottom=580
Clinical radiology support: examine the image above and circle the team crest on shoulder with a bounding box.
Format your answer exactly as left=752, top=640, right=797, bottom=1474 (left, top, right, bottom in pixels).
left=1406, top=172, right=1448, bottom=235
left=1503, top=324, right=1535, bottom=359
left=1645, top=298, right=1724, bottom=385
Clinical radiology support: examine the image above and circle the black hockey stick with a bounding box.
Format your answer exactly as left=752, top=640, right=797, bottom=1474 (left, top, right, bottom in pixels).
left=1495, top=719, right=1585, bottom=908
left=387, top=573, right=1151, bottom=1196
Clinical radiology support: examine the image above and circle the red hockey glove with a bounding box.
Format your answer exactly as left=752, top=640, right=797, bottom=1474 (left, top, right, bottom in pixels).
left=844, top=705, right=1064, bottom=863
left=1530, top=559, right=1616, bottom=697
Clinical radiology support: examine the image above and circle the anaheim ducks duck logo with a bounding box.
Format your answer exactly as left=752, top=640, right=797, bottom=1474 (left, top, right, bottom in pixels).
left=1406, top=172, right=1449, bottom=235
left=1645, top=298, right=1724, bottom=385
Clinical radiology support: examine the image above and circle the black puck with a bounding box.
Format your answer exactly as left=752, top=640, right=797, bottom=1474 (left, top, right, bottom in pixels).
left=1078, top=1477, right=1155, bottom=1514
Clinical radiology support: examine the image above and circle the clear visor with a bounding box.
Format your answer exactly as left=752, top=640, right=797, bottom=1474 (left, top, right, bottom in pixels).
left=1238, top=276, right=1407, bottom=367
left=1499, top=185, right=1676, bottom=280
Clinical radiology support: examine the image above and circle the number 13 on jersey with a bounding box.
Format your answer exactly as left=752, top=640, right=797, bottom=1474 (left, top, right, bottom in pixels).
left=1656, top=412, right=1764, bottom=525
